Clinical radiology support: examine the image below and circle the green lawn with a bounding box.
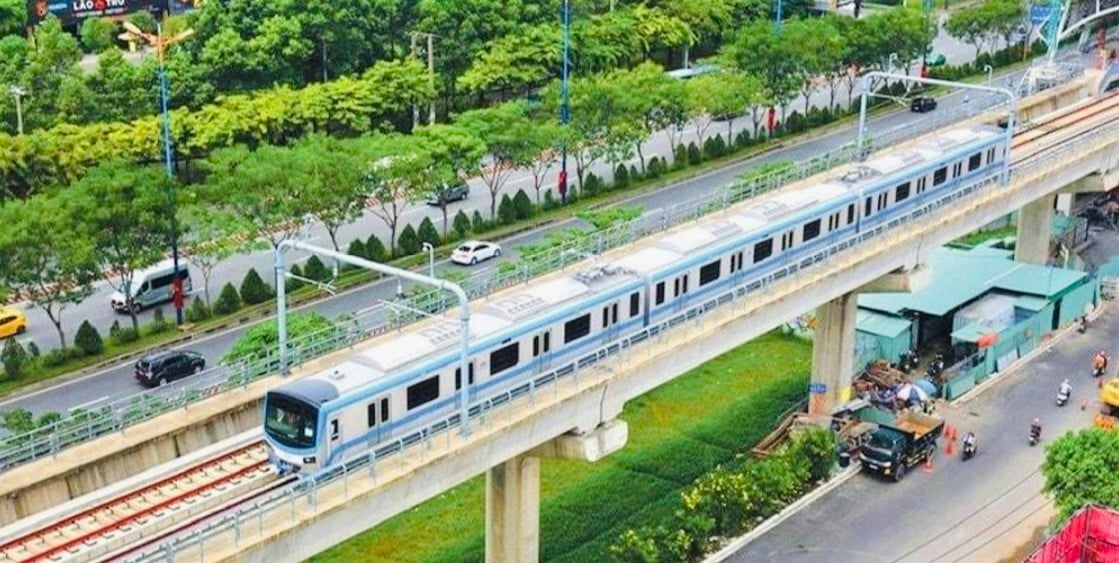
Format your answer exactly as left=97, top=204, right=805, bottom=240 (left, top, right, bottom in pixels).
left=311, top=330, right=811, bottom=563
left=953, top=225, right=1017, bottom=248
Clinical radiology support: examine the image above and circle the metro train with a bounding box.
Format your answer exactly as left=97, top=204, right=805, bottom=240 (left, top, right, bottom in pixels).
left=263, top=123, right=1008, bottom=474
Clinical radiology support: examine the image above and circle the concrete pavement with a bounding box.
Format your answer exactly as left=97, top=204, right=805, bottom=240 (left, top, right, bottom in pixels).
left=723, top=229, right=1119, bottom=563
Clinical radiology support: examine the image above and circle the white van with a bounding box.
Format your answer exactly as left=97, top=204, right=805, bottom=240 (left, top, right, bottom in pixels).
left=110, top=259, right=193, bottom=313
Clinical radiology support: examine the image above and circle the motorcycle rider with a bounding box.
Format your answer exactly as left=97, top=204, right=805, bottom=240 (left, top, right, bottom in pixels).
left=1093, top=351, right=1108, bottom=377
left=963, top=431, right=976, bottom=450
left=1059, top=378, right=1072, bottom=397
left=1030, top=418, right=1042, bottom=440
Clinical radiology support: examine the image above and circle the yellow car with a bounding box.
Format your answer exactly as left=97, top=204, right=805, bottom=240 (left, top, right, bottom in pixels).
left=0, top=308, right=27, bottom=339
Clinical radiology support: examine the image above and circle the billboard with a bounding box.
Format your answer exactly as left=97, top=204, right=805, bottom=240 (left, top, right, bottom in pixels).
left=26, top=0, right=162, bottom=27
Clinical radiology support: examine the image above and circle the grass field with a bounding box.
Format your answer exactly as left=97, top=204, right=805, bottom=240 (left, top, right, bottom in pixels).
left=311, top=330, right=812, bottom=563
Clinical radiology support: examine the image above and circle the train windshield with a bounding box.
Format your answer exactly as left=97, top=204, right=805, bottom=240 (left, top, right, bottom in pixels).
left=264, top=393, right=318, bottom=449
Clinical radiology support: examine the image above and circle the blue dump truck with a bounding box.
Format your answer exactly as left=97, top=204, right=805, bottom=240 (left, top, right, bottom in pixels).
left=859, top=411, right=944, bottom=482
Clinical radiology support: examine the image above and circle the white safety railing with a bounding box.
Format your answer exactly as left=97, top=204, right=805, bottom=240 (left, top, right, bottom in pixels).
left=125, top=112, right=1119, bottom=562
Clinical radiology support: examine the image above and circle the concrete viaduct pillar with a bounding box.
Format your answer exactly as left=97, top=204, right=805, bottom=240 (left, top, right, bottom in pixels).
left=1016, top=194, right=1055, bottom=265
left=808, top=266, right=929, bottom=415
left=485, top=421, right=628, bottom=563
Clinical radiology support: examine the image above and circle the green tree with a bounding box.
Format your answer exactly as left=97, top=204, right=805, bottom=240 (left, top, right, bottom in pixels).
left=181, top=207, right=259, bottom=307
left=497, top=193, right=516, bottom=225
left=0, top=194, right=98, bottom=349
left=358, top=134, right=443, bottom=255
left=458, top=25, right=561, bottom=95
left=296, top=135, right=366, bottom=252
left=453, top=210, right=471, bottom=238
left=724, top=19, right=804, bottom=121
left=73, top=320, right=104, bottom=356
left=512, top=189, right=534, bottom=220
left=303, top=255, right=330, bottom=281
left=365, top=234, right=388, bottom=262
left=0, top=0, right=22, bottom=37
left=1042, top=428, right=1119, bottom=522
left=454, top=101, right=536, bottom=219
left=223, top=311, right=338, bottom=364
left=20, top=17, right=86, bottom=131
left=240, top=267, right=275, bottom=305
left=415, top=123, right=486, bottom=236
left=519, top=120, right=563, bottom=205
left=79, top=18, right=118, bottom=54
left=783, top=18, right=846, bottom=115
left=212, top=282, right=241, bottom=315
left=946, top=3, right=993, bottom=56
left=186, top=295, right=211, bottom=322
left=346, top=238, right=367, bottom=260
left=60, top=161, right=175, bottom=333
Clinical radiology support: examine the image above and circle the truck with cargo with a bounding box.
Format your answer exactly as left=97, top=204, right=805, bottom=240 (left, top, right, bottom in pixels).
left=859, top=411, right=944, bottom=481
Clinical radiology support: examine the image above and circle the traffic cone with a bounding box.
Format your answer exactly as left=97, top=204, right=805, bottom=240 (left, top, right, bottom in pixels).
left=945, top=439, right=955, bottom=456
left=923, top=457, right=934, bottom=474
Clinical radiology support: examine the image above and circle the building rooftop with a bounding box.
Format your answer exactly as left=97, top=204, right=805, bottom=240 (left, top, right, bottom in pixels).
left=859, top=247, right=1087, bottom=317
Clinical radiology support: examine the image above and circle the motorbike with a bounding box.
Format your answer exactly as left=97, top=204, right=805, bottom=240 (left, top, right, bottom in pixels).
left=1079, top=316, right=1088, bottom=334
left=1029, top=426, right=1042, bottom=446
left=1094, top=365, right=1106, bottom=378
left=962, top=441, right=976, bottom=461
left=1057, top=387, right=1071, bottom=407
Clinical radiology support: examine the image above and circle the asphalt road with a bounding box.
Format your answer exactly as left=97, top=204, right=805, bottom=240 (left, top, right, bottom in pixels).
left=12, top=28, right=982, bottom=358
left=725, top=230, right=1119, bottom=563
left=0, top=63, right=1036, bottom=420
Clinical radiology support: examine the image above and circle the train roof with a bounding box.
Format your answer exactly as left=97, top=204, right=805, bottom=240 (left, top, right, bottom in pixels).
left=270, top=378, right=341, bottom=407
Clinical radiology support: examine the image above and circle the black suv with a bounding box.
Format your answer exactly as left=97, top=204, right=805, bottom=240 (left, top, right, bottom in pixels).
left=910, top=97, right=937, bottom=113
left=135, top=350, right=206, bottom=387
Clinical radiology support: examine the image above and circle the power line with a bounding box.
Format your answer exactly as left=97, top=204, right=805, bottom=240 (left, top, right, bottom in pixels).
left=946, top=498, right=1051, bottom=563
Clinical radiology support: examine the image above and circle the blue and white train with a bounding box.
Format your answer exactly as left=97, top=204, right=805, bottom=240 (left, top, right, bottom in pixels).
left=263, top=124, right=1008, bottom=473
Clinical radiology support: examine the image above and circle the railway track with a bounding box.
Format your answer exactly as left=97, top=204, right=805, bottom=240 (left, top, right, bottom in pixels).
left=0, top=442, right=277, bottom=563
left=1011, top=93, right=1119, bottom=157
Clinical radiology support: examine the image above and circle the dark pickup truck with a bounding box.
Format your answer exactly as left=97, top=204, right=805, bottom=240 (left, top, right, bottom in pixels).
left=859, top=411, right=944, bottom=482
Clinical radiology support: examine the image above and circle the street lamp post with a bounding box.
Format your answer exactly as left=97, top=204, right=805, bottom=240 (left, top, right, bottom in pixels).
left=120, top=22, right=194, bottom=326
left=983, top=64, right=993, bottom=84
left=775, top=0, right=783, bottom=33
left=558, top=0, right=571, bottom=205
left=422, top=242, right=435, bottom=278
left=8, top=85, right=24, bottom=136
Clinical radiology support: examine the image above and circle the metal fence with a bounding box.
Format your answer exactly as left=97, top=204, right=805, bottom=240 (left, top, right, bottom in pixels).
left=127, top=108, right=1117, bottom=562
left=0, top=87, right=1036, bottom=473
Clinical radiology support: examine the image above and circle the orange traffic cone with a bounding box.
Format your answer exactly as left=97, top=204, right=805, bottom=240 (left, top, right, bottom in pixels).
left=923, top=457, right=934, bottom=474
left=945, top=439, right=955, bottom=456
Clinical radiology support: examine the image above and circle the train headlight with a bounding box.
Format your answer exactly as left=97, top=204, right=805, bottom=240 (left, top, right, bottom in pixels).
left=303, top=456, right=317, bottom=464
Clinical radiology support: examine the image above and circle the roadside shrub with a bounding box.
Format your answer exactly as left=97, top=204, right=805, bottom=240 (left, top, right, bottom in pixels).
left=212, top=282, right=242, bottom=316
left=40, top=348, right=68, bottom=368
left=613, top=164, right=630, bottom=189
left=471, top=210, right=487, bottom=233
left=74, top=320, right=104, bottom=356
left=673, top=143, right=689, bottom=169
left=397, top=224, right=421, bottom=255
left=25, top=341, right=40, bottom=359
left=2, top=338, right=28, bottom=378
left=149, top=306, right=171, bottom=334
left=1, top=408, right=35, bottom=433
left=735, top=130, right=752, bottom=149
left=284, top=263, right=305, bottom=293
left=497, top=194, right=517, bottom=225
left=542, top=189, right=559, bottom=211
left=303, top=255, right=330, bottom=282
left=239, top=268, right=275, bottom=305
left=687, top=142, right=702, bottom=165
left=629, top=164, right=640, bottom=183
left=345, top=238, right=367, bottom=261
left=417, top=216, right=440, bottom=246
left=512, top=189, right=534, bottom=220
left=583, top=173, right=604, bottom=196
left=110, top=325, right=139, bottom=345
left=109, top=320, right=122, bottom=341
left=186, top=296, right=211, bottom=323
left=365, top=235, right=388, bottom=262
left=646, top=156, right=665, bottom=178
left=703, top=136, right=727, bottom=159
left=453, top=210, right=471, bottom=238
left=785, top=111, right=807, bottom=134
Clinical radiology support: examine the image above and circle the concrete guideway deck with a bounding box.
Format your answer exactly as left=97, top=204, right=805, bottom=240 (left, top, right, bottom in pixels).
left=123, top=100, right=1119, bottom=562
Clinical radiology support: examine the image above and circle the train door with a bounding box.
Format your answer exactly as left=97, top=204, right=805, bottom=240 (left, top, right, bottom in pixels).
left=326, top=416, right=342, bottom=461
left=532, top=332, right=553, bottom=371
left=366, top=396, right=391, bottom=445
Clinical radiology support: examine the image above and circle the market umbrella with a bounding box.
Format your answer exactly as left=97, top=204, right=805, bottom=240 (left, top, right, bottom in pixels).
left=896, top=383, right=930, bottom=403
left=914, top=379, right=938, bottom=396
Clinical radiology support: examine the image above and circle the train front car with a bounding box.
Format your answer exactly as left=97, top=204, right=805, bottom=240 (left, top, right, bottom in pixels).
left=263, top=379, right=338, bottom=474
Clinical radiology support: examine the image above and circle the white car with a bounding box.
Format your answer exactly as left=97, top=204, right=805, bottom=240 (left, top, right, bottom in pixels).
left=451, top=240, right=502, bottom=265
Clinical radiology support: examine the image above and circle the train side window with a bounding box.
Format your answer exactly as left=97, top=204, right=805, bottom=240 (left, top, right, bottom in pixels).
left=737, top=251, right=744, bottom=271
left=544, top=332, right=550, bottom=352
left=564, top=314, right=591, bottom=343
left=847, top=204, right=855, bottom=224
left=381, top=398, right=389, bottom=423
left=602, top=306, right=609, bottom=328
left=895, top=182, right=910, bottom=202
left=917, top=177, right=927, bottom=193
left=682, top=275, right=689, bottom=294
left=455, top=363, right=476, bottom=388
left=802, top=219, right=821, bottom=242
left=655, top=282, right=666, bottom=305
left=367, top=403, right=377, bottom=428
left=953, top=162, right=962, bottom=177
left=489, top=342, right=520, bottom=376
left=877, top=192, right=887, bottom=211
left=699, top=260, right=721, bottom=285
left=407, top=376, right=440, bottom=410
left=864, top=197, right=872, bottom=217
left=753, top=239, right=773, bottom=263
left=987, top=148, right=995, bottom=162
left=933, top=167, right=947, bottom=186
left=330, top=419, right=340, bottom=441
left=629, top=292, right=640, bottom=317
left=674, top=277, right=680, bottom=297
left=612, top=303, right=618, bottom=324
left=968, top=153, right=982, bottom=171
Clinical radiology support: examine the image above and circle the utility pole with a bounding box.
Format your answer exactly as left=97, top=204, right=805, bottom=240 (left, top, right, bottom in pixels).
left=559, top=0, right=571, bottom=204
left=8, top=85, right=25, bottom=135
left=409, top=32, right=438, bottom=127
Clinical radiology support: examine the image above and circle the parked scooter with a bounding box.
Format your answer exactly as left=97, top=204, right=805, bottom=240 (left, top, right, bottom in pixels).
left=1057, top=379, right=1072, bottom=407
left=1078, top=316, right=1089, bottom=334
left=962, top=433, right=977, bottom=461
